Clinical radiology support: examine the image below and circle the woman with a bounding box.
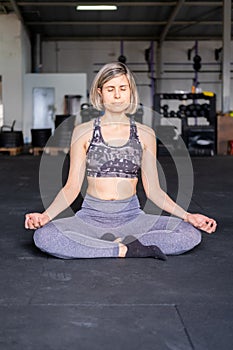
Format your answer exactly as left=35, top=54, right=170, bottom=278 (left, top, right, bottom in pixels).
left=25, top=62, right=217, bottom=260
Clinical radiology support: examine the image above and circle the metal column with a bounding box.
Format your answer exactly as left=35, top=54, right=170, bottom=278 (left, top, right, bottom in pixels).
left=222, top=0, right=232, bottom=113
left=156, top=43, right=162, bottom=93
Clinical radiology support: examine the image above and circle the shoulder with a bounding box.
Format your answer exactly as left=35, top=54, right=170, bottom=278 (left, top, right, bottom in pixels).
left=136, top=122, right=155, bottom=137
left=70, top=120, right=94, bottom=153
left=135, top=122, right=156, bottom=149
left=72, top=120, right=94, bottom=142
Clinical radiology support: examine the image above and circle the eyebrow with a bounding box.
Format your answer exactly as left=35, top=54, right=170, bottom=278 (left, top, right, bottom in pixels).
left=104, top=84, right=129, bottom=88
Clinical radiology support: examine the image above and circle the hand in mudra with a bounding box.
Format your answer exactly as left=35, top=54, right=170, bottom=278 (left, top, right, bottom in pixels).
left=25, top=212, right=50, bottom=230
left=184, top=213, right=217, bottom=234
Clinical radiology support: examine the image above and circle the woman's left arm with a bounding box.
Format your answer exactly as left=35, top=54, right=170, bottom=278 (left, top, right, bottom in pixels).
left=139, top=125, right=217, bottom=234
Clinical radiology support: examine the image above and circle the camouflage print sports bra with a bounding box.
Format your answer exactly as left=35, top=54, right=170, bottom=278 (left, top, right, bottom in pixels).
left=86, top=117, right=143, bottom=178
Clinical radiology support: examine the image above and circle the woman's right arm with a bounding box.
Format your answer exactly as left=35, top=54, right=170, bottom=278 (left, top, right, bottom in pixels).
left=25, top=123, right=89, bottom=229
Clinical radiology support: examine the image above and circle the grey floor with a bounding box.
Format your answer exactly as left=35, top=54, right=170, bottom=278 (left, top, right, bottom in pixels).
left=0, top=153, right=233, bottom=350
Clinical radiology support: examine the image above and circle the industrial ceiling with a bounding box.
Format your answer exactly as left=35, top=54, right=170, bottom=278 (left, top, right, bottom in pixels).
left=0, top=1, right=231, bottom=41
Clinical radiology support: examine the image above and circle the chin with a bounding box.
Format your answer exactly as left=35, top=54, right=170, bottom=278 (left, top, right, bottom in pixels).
left=110, top=104, right=129, bottom=113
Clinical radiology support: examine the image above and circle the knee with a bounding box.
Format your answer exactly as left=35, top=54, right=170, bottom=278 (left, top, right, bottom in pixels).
left=179, top=222, right=202, bottom=253
left=33, top=222, right=55, bottom=251
left=188, top=219, right=202, bottom=238
left=33, top=228, right=41, bottom=248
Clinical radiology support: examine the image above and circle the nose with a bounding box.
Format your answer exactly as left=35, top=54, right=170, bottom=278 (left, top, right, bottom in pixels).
left=114, top=88, right=121, bottom=99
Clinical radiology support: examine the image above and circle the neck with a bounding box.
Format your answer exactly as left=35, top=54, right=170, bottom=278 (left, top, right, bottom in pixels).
left=101, top=111, right=129, bottom=123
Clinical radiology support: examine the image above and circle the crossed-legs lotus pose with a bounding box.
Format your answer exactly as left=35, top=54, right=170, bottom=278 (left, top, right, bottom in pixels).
left=25, top=62, right=217, bottom=260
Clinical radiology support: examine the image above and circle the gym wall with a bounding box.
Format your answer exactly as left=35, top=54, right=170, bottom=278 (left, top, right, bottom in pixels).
left=41, top=40, right=153, bottom=127
left=41, top=39, right=232, bottom=114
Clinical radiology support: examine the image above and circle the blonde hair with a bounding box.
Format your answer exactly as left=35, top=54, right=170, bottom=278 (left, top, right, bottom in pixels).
left=90, top=62, right=139, bottom=114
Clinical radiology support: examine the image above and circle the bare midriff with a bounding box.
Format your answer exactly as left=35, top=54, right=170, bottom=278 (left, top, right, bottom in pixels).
left=86, top=176, right=138, bottom=200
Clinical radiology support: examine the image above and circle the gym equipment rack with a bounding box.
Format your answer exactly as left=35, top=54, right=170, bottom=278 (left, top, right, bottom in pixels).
left=153, top=92, right=216, bottom=156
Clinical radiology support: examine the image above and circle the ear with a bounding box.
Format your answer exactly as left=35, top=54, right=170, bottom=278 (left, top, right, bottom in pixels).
left=97, top=88, right=102, bottom=96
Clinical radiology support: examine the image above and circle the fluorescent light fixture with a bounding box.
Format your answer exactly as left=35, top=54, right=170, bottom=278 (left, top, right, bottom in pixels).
left=76, top=5, right=117, bottom=11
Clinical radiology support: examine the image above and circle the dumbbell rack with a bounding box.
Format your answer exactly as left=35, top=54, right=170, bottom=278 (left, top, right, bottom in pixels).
left=153, top=92, right=216, bottom=156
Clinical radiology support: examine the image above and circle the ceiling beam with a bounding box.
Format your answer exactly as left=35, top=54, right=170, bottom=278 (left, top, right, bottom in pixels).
left=159, top=0, right=186, bottom=44
left=42, top=35, right=225, bottom=42
left=184, top=1, right=222, bottom=5
left=169, top=3, right=223, bottom=37
left=26, top=21, right=225, bottom=26
left=17, top=2, right=176, bottom=7
left=17, top=1, right=224, bottom=7
left=27, top=21, right=167, bottom=26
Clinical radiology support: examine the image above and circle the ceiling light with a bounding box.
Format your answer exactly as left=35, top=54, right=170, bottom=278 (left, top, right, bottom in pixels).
left=76, top=5, right=117, bottom=11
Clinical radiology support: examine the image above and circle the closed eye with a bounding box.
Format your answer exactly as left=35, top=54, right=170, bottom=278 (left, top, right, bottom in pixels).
left=105, top=85, right=129, bottom=93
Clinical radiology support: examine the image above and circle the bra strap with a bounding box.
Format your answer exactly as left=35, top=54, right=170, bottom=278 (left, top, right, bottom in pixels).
left=92, top=117, right=103, bottom=142
left=130, top=117, right=140, bottom=140
left=93, top=116, right=101, bottom=127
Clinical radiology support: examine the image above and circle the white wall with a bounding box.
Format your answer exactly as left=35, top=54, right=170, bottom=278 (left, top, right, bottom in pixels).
left=0, top=14, right=30, bottom=131
left=42, top=39, right=233, bottom=116
left=24, top=73, right=87, bottom=141
left=42, top=41, right=154, bottom=126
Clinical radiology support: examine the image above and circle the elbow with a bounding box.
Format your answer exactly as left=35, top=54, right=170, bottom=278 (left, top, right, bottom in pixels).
left=145, top=186, right=166, bottom=205
left=143, top=187, right=155, bottom=203
left=141, top=174, right=165, bottom=203
left=144, top=187, right=151, bottom=201
left=63, top=184, right=80, bottom=202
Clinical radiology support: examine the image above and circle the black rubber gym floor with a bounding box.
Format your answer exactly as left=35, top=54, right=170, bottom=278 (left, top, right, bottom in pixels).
left=0, top=153, right=232, bottom=350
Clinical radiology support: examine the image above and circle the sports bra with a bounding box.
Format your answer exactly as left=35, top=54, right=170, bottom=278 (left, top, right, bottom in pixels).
left=86, top=117, right=143, bottom=178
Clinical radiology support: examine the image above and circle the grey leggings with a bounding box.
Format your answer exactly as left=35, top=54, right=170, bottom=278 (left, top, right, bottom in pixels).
left=34, top=194, right=202, bottom=259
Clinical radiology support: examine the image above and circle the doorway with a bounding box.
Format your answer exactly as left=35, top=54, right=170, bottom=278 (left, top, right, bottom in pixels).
left=33, top=87, right=55, bottom=130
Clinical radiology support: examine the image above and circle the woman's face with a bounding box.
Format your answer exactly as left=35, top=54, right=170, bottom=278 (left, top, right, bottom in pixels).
left=98, top=74, right=131, bottom=114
